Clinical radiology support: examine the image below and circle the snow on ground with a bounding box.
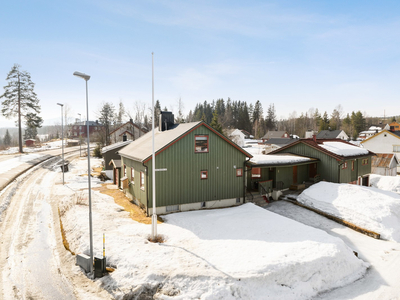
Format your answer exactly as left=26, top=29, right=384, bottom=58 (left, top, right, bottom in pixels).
left=58, top=158, right=368, bottom=299
left=370, top=174, right=400, bottom=194
left=297, top=182, right=400, bottom=242
left=0, top=140, right=63, bottom=154
left=0, top=153, right=45, bottom=174
left=319, top=142, right=369, bottom=156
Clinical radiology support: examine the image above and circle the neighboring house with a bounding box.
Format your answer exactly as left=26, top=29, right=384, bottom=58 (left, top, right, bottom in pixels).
left=361, top=129, right=400, bottom=173
left=69, top=120, right=102, bottom=138
left=316, top=129, right=349, bottom=140
left=102, top=140, right=133, bottom=180
left=269, top=137, right=375, bottom=185
left=109, top=119, right=147, bottom=144
left=263, top=138, right=298, bottom=154
left=371, top=154, right=399, bottom=176
left=262, top=131, right=290, bottom=140
left=389, top=121, right=400, bottom=132
left=227, top=129, right=253, bottom=147
left=25, top=139, right=36, bottom=147
left=246, top=153, right=319, bottom=201
left=358, top=126, right=382, bottom=140
left=118, top=114, right=252, bottom=216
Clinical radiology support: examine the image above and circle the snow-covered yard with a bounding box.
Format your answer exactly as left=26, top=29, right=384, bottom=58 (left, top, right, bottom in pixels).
left=297, top=182, right=400, bottom=242
left=58, top=158, right=368, bottom=299
left=0, top=139, right=72, bottom=154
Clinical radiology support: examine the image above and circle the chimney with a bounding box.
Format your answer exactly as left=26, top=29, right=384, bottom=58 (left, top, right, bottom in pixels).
left=130, top=118, right=133, bottom=123
left=159, top=111, right=175, bottom=131
left=312, top=134, right=317, bottom=142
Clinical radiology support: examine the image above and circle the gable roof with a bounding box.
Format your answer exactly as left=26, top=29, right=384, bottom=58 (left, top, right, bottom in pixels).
left=109, top=120, right=144, bottom=136
left=102, top=140, right=132, bottom=154
left=270, top=138, right=374, bottom=161
left=361, top=129, right=400, bottom=144
left=316, top=130, right=343, bottom=139
left=262, top=131, right=289, bottom=139
left=372, top=153, right=399, bottom=168
left=119, top=121, right=252, bottom=163
left=264, top=138, right=297, bottom=147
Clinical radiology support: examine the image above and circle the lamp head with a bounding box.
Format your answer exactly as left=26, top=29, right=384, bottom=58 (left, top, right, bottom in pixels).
left=73, top=71, right=90, bottom=81
left=57, top=103, right=63, bottom=107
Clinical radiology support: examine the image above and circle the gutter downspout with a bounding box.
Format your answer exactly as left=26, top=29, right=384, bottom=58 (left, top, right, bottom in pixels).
left=243, top=157, right=251, bottom=203
left=143, top=162, right=149, bottom=216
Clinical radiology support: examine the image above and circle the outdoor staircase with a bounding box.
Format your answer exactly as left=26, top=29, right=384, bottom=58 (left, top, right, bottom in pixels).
left=246, top=193, right=270, bottom=207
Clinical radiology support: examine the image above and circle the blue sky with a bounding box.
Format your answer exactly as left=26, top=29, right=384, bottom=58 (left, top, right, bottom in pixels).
left=1, top=0, right=399, bottom=127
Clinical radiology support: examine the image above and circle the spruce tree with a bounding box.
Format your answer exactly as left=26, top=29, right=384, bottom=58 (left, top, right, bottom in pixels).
left=98, top=102, right=116, bottom=146
left=1, top=64, right=41, bottom=153
left=24, top=112, right=43, bottom=140
left=210, top=110, right=223, bottom=134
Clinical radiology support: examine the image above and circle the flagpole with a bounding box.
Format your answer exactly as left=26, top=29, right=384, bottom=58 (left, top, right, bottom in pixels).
left=151, top=52, right=157, bottom=239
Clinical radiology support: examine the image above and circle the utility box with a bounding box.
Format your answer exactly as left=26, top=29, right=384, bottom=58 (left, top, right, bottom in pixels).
left=76, top=253, right=91, bottom=273
left=60, top=163, right=69, bottom=172
left=94, top=257, right=106, bottom=278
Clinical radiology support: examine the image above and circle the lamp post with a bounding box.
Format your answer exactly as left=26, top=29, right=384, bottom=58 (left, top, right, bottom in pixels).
left=73, top=71, right=93, bottom=273
left=78, top=113, right=82, bottom=157
left=57, top=103, right=64, bottom=185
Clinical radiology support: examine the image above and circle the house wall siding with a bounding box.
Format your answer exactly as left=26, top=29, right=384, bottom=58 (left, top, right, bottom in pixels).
left=277, top=143, right=340, bottom=182
left=121, top=157, right=147, bottom=208
left=123, top=125, right=248, bottom=210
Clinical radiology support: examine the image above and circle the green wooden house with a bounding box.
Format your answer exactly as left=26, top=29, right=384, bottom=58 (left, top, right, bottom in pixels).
left=245, top=153, right=319, bottom=199
left=269, top=137, right=375, bottom=185
left=118, top=115, right=252, bottom=215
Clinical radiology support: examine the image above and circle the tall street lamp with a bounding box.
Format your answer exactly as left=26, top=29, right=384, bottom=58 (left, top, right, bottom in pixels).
left=73, top=71, right=93, bottom=273
left=78, top=113, right=82, bottom=157
left=57, top=103, right=64, bottom=185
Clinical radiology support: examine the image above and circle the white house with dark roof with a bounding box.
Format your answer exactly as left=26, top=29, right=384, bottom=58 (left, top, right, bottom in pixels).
left=362, top=129, right=400, bottom=173
left=316, top=129, right=348, bottom=140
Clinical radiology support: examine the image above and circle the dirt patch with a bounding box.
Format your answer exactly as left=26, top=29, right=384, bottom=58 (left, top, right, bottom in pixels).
left=93, top=184, right=163, bottom=224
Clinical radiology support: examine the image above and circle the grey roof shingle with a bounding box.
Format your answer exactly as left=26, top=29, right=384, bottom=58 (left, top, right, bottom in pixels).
left=316, top=130, right=343, bottom=139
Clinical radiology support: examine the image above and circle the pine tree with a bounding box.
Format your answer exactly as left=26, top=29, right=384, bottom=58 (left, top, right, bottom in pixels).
left=319, top=111, right=330, bottom=131
left=3, top=129, right=11, bottom=147
left=24, top=112, right=43, bottom=139
left=98, top=102, right=116, bottom=146
left=265, top=104, right=277, bottom=131
left=210, top=110, right=223, bottom=134
left=1, top=64, right=41, bottom=153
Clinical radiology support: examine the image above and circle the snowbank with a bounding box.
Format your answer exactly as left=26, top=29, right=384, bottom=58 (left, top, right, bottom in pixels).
left=370, top=174, right=400, bottom=194
left=297, top=182, right=400, bottom=242
left=59, top=164, right=368, bottom=299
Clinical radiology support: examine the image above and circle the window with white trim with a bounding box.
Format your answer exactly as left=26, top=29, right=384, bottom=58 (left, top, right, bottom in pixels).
left=394, top=145, right=400, bottom=152
left=236, top=168, right=243, bottom=177
left=200, top=170, right=208, bottom=179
